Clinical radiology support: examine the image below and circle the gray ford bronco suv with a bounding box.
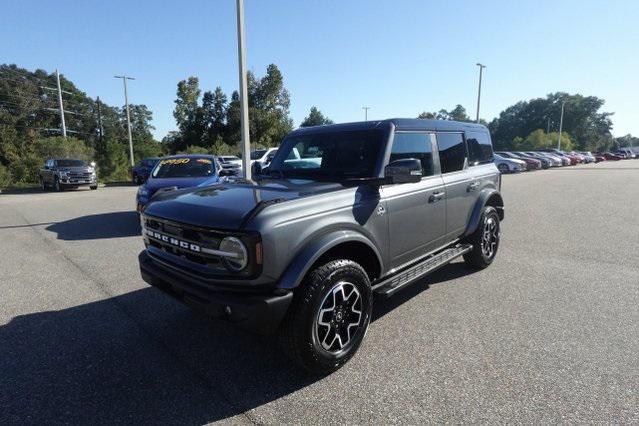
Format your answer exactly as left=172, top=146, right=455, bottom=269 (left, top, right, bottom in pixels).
left=138, top=119, right=504, bottom=374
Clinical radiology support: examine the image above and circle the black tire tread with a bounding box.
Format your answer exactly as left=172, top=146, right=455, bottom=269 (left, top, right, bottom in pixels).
left=463, top=206, right=499, bottom=269
left=279, top=259, right=370, bottom=375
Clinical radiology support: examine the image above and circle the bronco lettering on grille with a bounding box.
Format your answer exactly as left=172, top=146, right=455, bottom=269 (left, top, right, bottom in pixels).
left=143, top=228, right=201, bottom=252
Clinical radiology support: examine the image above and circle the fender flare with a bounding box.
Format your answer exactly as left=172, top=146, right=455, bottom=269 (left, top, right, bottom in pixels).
left=464, top=189, right=504, bottom=237
left=277, top=230, right=384, bottom=290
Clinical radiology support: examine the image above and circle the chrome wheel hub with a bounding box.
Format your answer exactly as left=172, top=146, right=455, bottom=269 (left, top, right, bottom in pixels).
left=315, top=281, right=363, bottom=353
left=481, top=217, right=498, bottom=258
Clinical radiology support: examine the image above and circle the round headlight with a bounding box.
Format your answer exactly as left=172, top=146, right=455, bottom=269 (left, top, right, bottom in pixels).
left=219, top=237, right=248, bottom=271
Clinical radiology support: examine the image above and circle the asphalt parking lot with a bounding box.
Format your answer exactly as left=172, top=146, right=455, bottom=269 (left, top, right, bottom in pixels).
left=1, top=161, right=637, bottom=424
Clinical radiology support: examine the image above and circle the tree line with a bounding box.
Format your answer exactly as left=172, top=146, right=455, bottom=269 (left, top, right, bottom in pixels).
left=0, top=62, right=636, bottom=188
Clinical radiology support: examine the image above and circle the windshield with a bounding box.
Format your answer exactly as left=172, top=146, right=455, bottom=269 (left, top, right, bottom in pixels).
left=268, top=129, right=385, bottom=180
left=250, top=150, right=267, bottom=160
left=57, top=159, right=86, bottom=167
left=151, top=157, right=216, bottom=179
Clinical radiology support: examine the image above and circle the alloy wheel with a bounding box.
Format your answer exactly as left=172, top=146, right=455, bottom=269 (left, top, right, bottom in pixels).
left=314, top=281, right=363, bottom=354
left=481, top=216, right=498, bottom=259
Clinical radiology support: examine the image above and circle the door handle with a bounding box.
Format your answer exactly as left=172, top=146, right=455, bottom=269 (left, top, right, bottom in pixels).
left=467, top=181, right=480, bottom=191
left=428, top=191, right=445, bottom=203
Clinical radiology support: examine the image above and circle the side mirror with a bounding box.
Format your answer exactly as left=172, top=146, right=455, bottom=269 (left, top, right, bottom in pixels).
left=218, top=168, right=232, bottom=177
left=384, top=158, right=422, bottom=184
left=251, top=162, right=262, bottom=176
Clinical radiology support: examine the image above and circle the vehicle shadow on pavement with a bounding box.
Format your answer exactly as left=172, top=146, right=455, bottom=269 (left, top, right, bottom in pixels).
left=0, top=287, right=317, bottom=424
left=372, top=261, right=478, bottom=322
left=46, top=211, right=140, bottom=240
left=0, top=263, right=478, bottom=424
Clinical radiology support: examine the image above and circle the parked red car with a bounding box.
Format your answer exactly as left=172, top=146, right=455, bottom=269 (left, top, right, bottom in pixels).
left=593, top=153, right=606, bottom=162
left=597, top=152, right=623, bottom=161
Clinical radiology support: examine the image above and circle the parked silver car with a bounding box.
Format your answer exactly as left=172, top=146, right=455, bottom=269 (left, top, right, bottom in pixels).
left=494, top=153, right=526, bottom=173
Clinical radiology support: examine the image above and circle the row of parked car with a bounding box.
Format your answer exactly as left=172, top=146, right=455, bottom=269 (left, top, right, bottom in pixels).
left=493, top=147, right=638, bottom=173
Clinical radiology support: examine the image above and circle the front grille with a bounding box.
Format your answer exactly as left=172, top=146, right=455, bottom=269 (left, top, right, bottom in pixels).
left=64, top=172, right=93, bottom=183
left=142, top=216, right=226, bottom=270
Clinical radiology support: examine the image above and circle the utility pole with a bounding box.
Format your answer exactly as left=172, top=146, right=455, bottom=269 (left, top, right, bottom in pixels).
left=475, top=63, right=486, bottom=123
left=557, top=100, right=566, bottom=150
left=362, top=106, right=371, bottom=121
left=236, top=0, right=252, bottom=180
left=114, top=75, right=135, bottom=166
left=55, top=69, right=67, bottom=138
left=96, top=96, right=104, bottom=154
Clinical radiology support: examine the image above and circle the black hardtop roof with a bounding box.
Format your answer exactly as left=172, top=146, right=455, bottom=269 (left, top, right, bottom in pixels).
left=289, top=118, right=488, bottom=136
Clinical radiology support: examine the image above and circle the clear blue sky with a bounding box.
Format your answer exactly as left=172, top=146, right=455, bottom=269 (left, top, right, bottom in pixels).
left=2, top=0, right=638, bottom=140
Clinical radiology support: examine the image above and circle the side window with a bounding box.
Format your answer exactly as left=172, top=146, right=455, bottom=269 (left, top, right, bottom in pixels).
left=466, top=131, right=494, bottom=166
left=390, top=132, right=434, bottom=177
left=436, top=132, right=466, bottom=173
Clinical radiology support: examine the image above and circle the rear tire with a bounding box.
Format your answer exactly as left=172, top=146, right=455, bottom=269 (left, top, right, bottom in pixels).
left=279, top=259, right=373, bottom=375
left=40, top=177, right=48, bottom=191
left=90, top=185, right=98, bottom=190
left=497, top=164, right=509, bottom=174
left=464, top=206, right=500, bottom=269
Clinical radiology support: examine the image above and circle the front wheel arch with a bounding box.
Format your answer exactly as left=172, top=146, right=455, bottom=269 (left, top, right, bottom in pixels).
left=277, top=231, right=383, bottom=290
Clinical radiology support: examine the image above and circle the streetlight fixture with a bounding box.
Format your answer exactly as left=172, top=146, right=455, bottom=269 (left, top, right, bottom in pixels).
left=362, top=106, right=371, bottom=121
left=114, top=75, right=135, bottom=167
left=557, top=100, right=566, bottom=150
left=475, top=63, right=486, bottom=123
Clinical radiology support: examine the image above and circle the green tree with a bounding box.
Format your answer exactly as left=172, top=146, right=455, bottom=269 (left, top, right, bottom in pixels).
left=489, top=92, right=613, bottom=150
left=172, top=77, right=203, bottom=150
left=300, top=106, right=333, bottom=127
left=418, top=105, right=471, bottom=122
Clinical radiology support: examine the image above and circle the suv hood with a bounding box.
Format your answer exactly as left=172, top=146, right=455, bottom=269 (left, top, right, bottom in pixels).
left=143, top=178, right=346, bottom=229
left=58, top=166, right=93, bottom=173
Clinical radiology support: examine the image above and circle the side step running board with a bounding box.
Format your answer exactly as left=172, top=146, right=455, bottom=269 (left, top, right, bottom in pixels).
left=373, top=244, right=472, bottom=298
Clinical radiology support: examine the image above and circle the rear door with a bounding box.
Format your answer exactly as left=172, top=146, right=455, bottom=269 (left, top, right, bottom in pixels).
left=436, top=132, right=476, bottom=239
left=383, top=131, right=446, bottom=269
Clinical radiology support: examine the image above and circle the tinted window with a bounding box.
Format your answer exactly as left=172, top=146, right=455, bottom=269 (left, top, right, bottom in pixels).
left=390, top=132, right=434, bottom=177
left=152, top=157, right=216, bottom=178
left=57, top=159, right=86, bottom=167
left=270, top=130, right=385, bottom=180
left=436, top=133, right=466, bottom=173
left=250, top=150, right=266, bottom=160
left=466, top=132, right=493, bottom=166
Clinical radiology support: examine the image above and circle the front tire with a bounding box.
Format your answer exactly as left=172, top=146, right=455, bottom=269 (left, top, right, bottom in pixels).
left=279, top=259, right=373, bottom=375
left=464, top=206, right=501, bottom=269
left=53, top=176, right=62, bottom=192
left=90, top=185, right=98, bottom=190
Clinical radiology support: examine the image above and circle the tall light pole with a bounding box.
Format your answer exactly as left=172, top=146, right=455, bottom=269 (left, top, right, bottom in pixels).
left=475, top=63, right=486, bottom=123
left=236, top=0, right=251, bottom=180
left=55, top=69, right=67, bottom=138
left=362, top=106, right=371, bottom=121
left=557, top=100, right=566, bottom=150
left=114, top=75, right=135, bottom=166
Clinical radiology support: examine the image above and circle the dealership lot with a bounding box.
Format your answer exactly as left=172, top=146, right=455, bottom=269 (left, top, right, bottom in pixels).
left=0, top=161, right=637, bottom=424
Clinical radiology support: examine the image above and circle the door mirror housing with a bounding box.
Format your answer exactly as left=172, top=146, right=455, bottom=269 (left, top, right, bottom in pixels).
left=251, top=162, right=262, bottom=176
left=384, top=158, right=422, bottom=184
left=218, top=168, right=233, bottom=177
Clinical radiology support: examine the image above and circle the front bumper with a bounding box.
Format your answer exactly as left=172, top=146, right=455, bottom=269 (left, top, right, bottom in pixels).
left=139, top=250, right=293, bottom=335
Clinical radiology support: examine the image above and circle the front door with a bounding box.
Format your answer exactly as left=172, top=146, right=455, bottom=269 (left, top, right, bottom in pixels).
left=383, top=131, right=446, bottom=269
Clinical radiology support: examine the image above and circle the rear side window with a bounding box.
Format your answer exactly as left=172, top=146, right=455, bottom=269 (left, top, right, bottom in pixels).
left=466, top=132, right=493, bottom=166
left=390, top=132, right=434, bottom=177
left=436, top=133, right=466, bottom=173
